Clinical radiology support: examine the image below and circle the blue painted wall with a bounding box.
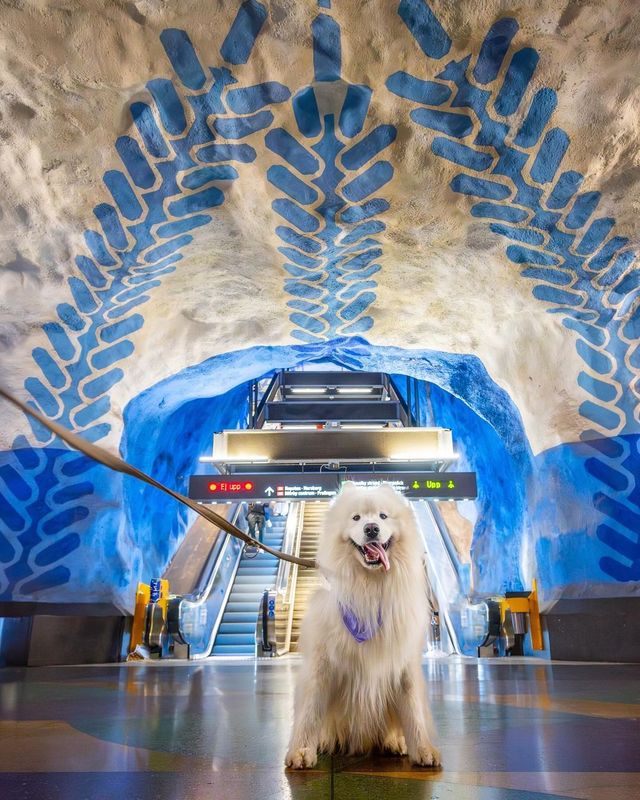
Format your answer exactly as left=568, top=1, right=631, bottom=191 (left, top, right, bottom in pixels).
left=394, top=378, right=531, bottom=595
left=1, top=0, right=639, bottom=609
left=0, top=337, right=636, bottom=609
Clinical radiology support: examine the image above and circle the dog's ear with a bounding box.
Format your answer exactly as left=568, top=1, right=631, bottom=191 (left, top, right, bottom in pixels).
left=377, top=482, right=399, bottom=497
left=339, top=480, right=357, bottom=494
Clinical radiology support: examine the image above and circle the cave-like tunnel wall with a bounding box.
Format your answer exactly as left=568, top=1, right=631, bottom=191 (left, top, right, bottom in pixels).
left=1, top=1, right=639, bottom=617
left=2, top=338, right=635, bottom=612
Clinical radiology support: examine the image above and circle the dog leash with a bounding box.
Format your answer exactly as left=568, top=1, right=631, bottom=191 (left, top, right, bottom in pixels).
left=0, top=387, right=317, bottom=570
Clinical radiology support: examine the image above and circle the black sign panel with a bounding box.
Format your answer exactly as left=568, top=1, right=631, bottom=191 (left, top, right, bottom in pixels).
left=343, top=471, right=477, bottom=499
left=189, top=472, right=477, bottom=501
left=189, top=473, right=338, bottom=501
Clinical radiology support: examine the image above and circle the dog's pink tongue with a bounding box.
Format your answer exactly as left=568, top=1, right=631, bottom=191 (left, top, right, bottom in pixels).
left=364, top=541, right=390, bottom=572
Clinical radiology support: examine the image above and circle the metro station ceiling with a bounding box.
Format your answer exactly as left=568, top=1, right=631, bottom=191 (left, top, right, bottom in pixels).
left=1, top=0, right=639, bottom=604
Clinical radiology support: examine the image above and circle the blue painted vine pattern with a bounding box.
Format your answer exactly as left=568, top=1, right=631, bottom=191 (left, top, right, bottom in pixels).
left=0, top=0, right=638, bottom=597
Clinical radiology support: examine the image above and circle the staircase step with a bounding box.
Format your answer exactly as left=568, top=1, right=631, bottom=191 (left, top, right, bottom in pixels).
left=289, top=502, right=328, bottom=652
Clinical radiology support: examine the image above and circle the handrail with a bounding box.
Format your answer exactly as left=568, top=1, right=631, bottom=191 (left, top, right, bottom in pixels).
left=253, top=372, right=279, bottom=429
left=387, top=376, right=415, bottom=427
left=279, top=501, right=305, bottom=654
left=187, top=503, right=243, bottom=603
left=190, top=503, right=247, bottom=659
left=275, top=504, right=300, bottom=596
left=285, top=503, right=305, bottom=609
left=427, top=501, right=464, bottom=582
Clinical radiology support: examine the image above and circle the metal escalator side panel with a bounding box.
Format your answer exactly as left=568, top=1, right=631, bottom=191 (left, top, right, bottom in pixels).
left=162, top=505, right=231, bottom=597
left=168, top=503, right=244, bottom=658
left=413, top=500, right=462, bottom=655
left=188, top=526, right=244, bottom=659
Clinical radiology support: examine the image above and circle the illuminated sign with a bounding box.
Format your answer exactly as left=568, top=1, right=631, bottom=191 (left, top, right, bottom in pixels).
left=207, top=480, right=255, bottom=493
left=190, top=473, right=338, bottom=501
left=343, top=472, right=476, bottom=498
left=189, top=472, right=477, bottom=501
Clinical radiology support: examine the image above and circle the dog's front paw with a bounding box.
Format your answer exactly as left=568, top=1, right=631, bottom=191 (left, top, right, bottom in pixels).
left=285, top=746, right=318, bottom=769
left=409, top=744, right=441, bottom=768
left=382, top=733, right=407, bottom=755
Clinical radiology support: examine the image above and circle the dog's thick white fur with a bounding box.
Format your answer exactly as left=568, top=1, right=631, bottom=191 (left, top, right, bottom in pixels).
left=285, top=482, right=440, bottom=769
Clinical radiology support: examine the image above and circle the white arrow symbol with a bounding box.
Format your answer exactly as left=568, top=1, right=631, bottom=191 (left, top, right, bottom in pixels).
left=265, top=486, right=274, bottom=496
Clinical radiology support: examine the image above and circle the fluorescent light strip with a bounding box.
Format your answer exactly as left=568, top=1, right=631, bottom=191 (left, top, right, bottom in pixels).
left=336, top=387, right=375, bottom=394
left=198, top=455, right=269, bottom=462
left=340, top=423, right=386, bottom=429
left=288, top=387, right=327, bottom=394
left=389, top=454, right=457, bottom=461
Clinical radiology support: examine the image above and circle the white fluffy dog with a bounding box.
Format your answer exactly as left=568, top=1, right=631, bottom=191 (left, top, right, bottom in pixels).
left=285, top=482, right=441, bottom=769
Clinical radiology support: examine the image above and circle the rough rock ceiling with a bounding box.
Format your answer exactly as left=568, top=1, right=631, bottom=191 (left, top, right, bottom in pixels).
left=1, top=0, right=639, bottom=604
left=1, top=0, right=638, bottom=452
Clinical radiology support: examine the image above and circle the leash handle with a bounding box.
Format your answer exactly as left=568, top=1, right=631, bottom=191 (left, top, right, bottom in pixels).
left=0, top=387, right=316, bottom=570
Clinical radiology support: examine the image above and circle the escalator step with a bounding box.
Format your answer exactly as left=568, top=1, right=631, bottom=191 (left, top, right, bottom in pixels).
left=212, top=644, right=254, bottom=655
left=234, top=572, right=277, bottom=580
left=219, top=612, right=257, bottom=624
left=218, top=623, right=255, bottom=634
left=226, top=602, right=262, bottom=613
left=216, top=633, right=256, bottom=646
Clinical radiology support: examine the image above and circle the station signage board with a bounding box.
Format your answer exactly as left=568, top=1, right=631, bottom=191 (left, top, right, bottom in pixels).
left=189, top=472, right=477, bottom=501
left=343, top=471, right=476, bottom=499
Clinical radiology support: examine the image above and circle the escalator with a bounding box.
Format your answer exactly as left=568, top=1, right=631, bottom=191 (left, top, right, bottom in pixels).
left=163, top=507, right=231, bottom=596
left=211, top=514, right=287, bottom=655
left=289, top=502, right=326, bottom=652
left=415, top=500, right=494, bottom=655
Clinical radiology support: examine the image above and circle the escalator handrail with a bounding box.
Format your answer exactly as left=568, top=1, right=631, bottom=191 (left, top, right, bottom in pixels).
left=191, top=512, right=247, bottom=659
left=275, top=504, right=301, bottom=597
left=387, top=376, right=415, bottom=427
left=184, top=503, right=245, bottom=605
left=420, top=500, right=460, bottom=584
left=284, top=502, right=305, bottom=607
left=415, top=500, right=461, bottom=653
left=253, top=372, right=279, bottom=429
left=180, top=503, right=240, bottom=602
left=281, top=502, right=305, bottom=654
left=426, top=501, right=464, bottom=581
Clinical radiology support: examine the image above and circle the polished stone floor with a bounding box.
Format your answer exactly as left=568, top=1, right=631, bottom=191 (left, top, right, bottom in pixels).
left=0, top=657, right=638, bottom=799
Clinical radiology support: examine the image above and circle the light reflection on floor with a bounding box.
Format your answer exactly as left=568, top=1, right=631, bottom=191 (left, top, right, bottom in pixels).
left=0, top=656, right=638, bottom=799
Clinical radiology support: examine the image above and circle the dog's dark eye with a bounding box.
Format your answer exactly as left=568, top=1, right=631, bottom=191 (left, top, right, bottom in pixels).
left=352, top=514, right=361, bottom=521
left=380, top=513, right=387, bottom=519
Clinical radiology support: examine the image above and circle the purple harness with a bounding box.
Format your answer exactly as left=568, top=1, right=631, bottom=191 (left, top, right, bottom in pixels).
left=339, top=603, right=383, bottom=643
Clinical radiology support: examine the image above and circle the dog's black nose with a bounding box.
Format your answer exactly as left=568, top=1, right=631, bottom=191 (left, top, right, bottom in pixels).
left=364, top=523, right=380, bottom=539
